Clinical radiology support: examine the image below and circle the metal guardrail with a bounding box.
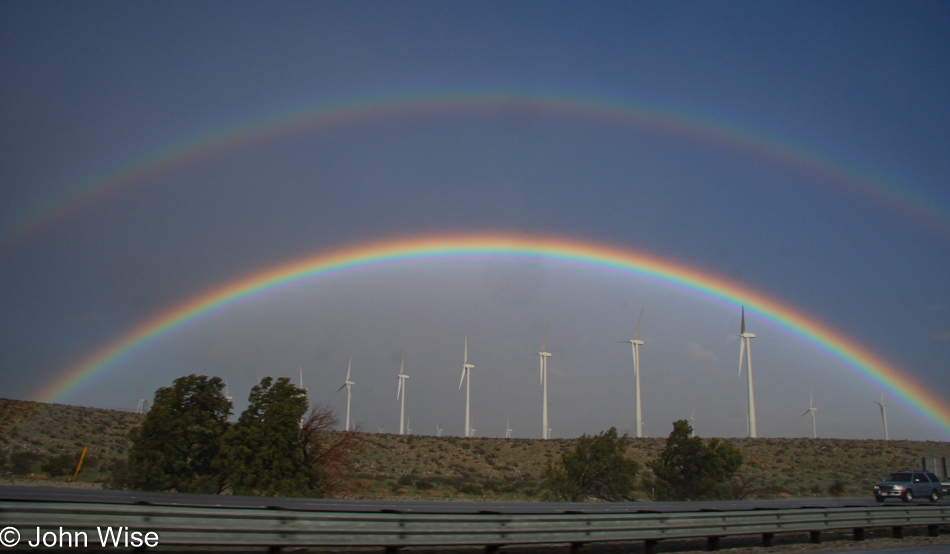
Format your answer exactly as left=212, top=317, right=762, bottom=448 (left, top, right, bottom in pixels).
left=2, top=499, right=948, bottom=551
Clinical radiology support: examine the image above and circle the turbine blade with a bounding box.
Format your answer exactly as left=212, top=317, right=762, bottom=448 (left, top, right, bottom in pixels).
left=464, top=335, right=468, bottom=364
left=741, top=306, right=746, bottom=335
left=801, top=409, right=810, bottom=417
left=541, top=323, right=549, bottom=352
left=400, top=352, right=405, bottom=375
left=738, top=338, right=746, bottom=378
left=459, top=368, right=466, bottom=390
left=336, top=383, right=346, bottom=393
left=633, top=307, right=643, bottom=340
left=346, top=357, right=352, bottom=381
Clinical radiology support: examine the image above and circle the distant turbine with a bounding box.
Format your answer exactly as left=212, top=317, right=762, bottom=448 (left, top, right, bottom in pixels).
left=396, top=353, right=409, bottom=435
left=135, top=389, right=148, bottom=414
left=375, top=422, right=385, bottom=434
left=538, top=324, right=552, bottom=440
left=801, top=391, right=818, bottom=439
left=223, top=380, right=233, bottom=421
left=436, top=423, right=443, bottom=437
left=406, top=415, right=412, bottom=435
left=738, top=307, right=758, bottom=438
left=874, top=390, right=889, bottom=440
left=458, top=336, right=475, bottom=438
left=469, top=419, right=475, bottom=438
left=505, top=416, right=513, bottom=439
left=299, top=365, right=307, bottom=393
left=618, top=308, right=645, bottom=438
left=336, top=358, right=355, bottom=431
left=689, top=407, right=696, bottom=432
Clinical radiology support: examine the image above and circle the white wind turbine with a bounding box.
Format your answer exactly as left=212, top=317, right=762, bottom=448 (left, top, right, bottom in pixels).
left=875, top=390, right=889, bottom=440
left=469, top=419, right=475, bottom=438
left=436, top=423, right=443, bottom=437
left=802, top=391, right=818, bottom=439
left=406, top=415, right=412, bottom=435
left=505, top=416, right=513, bottom=439
left=738, top=307, right=758, bottom=438
left=135, top=389, right=148, bottom=414
left=336, top=358, right=355, bottom=431
left=299, top=366, right=308, bottom=393
left=536, top=324, right=553, bottom=439
left=458, top=336, right=475, bottom=438
left=619, top=308, right=645, bottom=438
left=689, top=407, right=696, bottom=432
left=396, top=353, right=409, bottom=435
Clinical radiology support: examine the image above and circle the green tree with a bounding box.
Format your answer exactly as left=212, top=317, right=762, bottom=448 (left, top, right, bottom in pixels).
left=648, top=420, right=742, bottom=501
left=543, top=427, right=640, bottom=501
left=123, top=375, right=231, bottom=493
left=216, top=377, right=321, bottom=496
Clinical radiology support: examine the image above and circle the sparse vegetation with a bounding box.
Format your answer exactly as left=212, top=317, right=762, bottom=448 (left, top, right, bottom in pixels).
left=3, top=397, right=950, bottom=501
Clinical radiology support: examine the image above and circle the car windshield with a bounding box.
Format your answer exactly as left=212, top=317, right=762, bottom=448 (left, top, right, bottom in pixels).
left=887, top=473, right=913, bottom=482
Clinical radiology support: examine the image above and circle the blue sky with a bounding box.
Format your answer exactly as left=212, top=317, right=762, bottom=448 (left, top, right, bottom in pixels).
left=1, top=1, right=948, bottom=440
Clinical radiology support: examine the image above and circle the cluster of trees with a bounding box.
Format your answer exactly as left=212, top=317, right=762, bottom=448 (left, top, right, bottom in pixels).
left=544, top=420, right=743, bottom=502
left=115, top=374, right=360, bottom=497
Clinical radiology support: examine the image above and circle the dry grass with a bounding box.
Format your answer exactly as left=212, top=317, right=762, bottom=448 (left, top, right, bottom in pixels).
left=2, top=397, right=949, bottom=500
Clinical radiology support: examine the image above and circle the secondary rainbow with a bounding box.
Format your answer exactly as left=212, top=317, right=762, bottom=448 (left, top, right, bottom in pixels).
left=3, top=90, right=947, bottom=248
left=38, top=233, right=950, bottom=436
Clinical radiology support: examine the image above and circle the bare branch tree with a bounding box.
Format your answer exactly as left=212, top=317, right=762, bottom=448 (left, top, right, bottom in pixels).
left=301, top=403, right=365, bottom=498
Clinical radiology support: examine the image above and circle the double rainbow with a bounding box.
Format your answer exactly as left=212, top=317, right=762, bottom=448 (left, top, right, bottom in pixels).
left=3, top=90, right=947, bottom=248
left=38, top=233, right=950, bottom=437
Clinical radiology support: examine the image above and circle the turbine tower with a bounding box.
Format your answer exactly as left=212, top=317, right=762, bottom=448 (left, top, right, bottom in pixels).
left=458, top=336, right=475, bottom=438
left=299, top=366, right=307, bottom=393
left=619, top=308, right=645, bottom=438
left=135, top=390, right=148, bottom=414
left=689, top=407, right=696, bottom=432
left=336, top=358, right=355, bottom=431
left=738, top=307, right=758, bottom=438
left=537, top=324, right=552, bottom=440
left=396, top=353, right=409, bottom=435
left=802, top=391, right=818, bottom=439
left=875, top=390, right=889, bottom=440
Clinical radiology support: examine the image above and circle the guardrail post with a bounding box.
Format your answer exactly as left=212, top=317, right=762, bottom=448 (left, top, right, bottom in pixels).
left=706, top=536, right=720, bottom=551
left=762, top=532, right=774, bottom=547
left=892, top=526, right=904, bottom=539
left=809, top=531, right=821, bottom=544
left=853, top=528, right=865, bottom=541
left=644, top=539, right=659, bottom=554
left=929, top=524, right=940, bottom=537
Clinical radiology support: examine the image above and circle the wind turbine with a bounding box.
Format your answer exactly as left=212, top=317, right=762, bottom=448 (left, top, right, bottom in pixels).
left=738, top=307, right=758, bottom=438
left=619, top=308, right=645, bottom=438
left=436, top=423, right=443, bottom=437
left=336, top=358, right=355, bottom=431
left=406, top=415, right=412, bottom=435
left=469, top=419, right=475, bottom=438
left=505, top=416, right=513, bottom=439
left=458, top=336, right=475, bottom=438
left=396, top=353, right=409, bottom=435
left=135, top=390, right=148, bottom=414
left=802, top=391, right=818, bottom=439
left=538, top=324, right=552, bottom=439
left=299, top=365, right=307, bottom=393
left=689, top=407, right=696, bottom=432
left=875, top=390, right=889, bottom=440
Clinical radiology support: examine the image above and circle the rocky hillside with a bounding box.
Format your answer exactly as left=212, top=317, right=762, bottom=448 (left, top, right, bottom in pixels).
left=2, top=398, right=948, bottom=501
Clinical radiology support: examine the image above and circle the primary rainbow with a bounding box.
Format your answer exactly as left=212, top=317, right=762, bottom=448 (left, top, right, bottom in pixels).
left=3, top=90, right=948, bottom=247
left=39, top=233, right=950, bottom=436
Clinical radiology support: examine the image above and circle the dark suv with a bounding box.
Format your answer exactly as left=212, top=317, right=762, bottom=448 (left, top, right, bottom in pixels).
left=873, top=471, right=942, bottom=503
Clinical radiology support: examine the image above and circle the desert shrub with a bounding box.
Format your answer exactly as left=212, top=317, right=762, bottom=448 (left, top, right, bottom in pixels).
left=543, top=427, right=640, bottom=502
left=457, top=483, right=483, bottom=495
left=10, top=451, right=39, bottom=474
left=398, top=475, right=414, bottom=486
left=42, top=452, right=79, bottom=477
left=415, top=479, right=434, bottom=490
left=828, top=478, right=847, bottom=496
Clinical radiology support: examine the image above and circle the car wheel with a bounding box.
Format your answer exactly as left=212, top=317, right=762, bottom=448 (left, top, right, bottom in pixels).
left=930, top=489, right=940, bottom=503
left=875, top=496, right=885, bottom=503
left=902, top=490, right=914, bottom=503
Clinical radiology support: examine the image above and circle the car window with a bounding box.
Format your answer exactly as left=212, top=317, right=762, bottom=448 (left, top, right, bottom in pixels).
left=888, top=473, right=912, bottom=481
left=925, top=472, right=939, bottom=482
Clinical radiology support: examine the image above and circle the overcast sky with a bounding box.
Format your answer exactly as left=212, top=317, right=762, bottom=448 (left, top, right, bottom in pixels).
left=2, top=2, right=948, bottom=441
